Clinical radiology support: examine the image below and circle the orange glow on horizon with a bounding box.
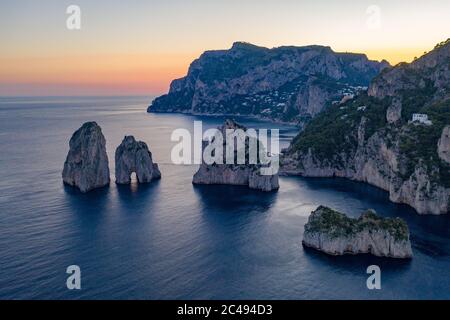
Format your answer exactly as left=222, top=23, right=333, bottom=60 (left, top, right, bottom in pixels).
left=0, top=47, right=432, bottom=96
left=363, top=48, right=430, bottom=65
left=0, top=52, right=201, bottom=96
left=0, top=43, right=443, bottom=96
left=2, top=0, right=449, bottom=96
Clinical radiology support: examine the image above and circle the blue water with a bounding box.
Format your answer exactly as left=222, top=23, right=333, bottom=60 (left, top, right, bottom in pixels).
left=0, top=96, right=449, bottom=300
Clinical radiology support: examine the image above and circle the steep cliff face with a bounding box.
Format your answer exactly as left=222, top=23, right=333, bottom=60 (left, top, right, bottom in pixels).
left=192, top=119, right=279, bottom=191
left=282, top=40, right=450, bottom=215
left=62, top=122, right=110, bottom=193
left=148, top=42, right=388, bottom=124
left=302, top=206, right=413, bottom=259
left=438, top=125, right=450, bottom=163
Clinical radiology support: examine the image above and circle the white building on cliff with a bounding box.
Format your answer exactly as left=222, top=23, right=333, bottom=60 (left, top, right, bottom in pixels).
left=411, top=113, right=432, bottom=125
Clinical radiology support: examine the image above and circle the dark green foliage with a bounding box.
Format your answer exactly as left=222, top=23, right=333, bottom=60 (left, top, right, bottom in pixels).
left=434, top=38, right=450, bottom=50
left=198, top=47, right=271, bottom=83
left=305, top=206, right=359, bottom=238
left=306, top=206, right=410, bottom=241
left=289, top=56, right=449, bottom=188
left=290, top=93, right=388, bottom=164
left=400, top=78, right=437, bottom=121
left=399, top=99, right=450, bottom=186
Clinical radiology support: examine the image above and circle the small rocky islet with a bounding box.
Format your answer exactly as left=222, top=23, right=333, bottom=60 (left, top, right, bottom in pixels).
left=62, top=122, right=160, bottom=192
left=302, top=206, right=413, bottom=259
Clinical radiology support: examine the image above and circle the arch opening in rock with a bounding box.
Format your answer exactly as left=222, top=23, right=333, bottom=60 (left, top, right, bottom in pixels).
left=115, top=136, right=161, bottom=185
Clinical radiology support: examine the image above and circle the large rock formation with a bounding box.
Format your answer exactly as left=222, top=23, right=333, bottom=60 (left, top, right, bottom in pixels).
left=282, top=39, right=450, bottom=215
left=148, top=42, right=388, bottom=125
left=302, top=206, right=413, bottom=259
left=386, top=97, right=402, bottom=123
left=62, top=122, right=110, bottom=193
left=115, top=136, right=161, bottom=184
left=438, top=125, right=450, bottom=164
left=193, top=120, right=279, bottom=191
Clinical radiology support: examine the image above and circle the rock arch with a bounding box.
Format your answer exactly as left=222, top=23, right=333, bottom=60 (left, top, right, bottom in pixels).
left=115, top=136, right=161, bottom=184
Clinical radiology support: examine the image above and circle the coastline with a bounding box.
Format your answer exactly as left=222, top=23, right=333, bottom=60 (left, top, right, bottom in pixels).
left=147, top=107, right=304, bottom=127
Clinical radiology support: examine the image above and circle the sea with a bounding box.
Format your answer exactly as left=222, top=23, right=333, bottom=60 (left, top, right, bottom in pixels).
left=0, top=96, right=449, bottom=299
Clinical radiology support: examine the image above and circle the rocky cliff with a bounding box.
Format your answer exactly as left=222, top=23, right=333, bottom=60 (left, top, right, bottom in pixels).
left=302, top=206, right=413, bottom=258
left=148, top=42, right=388, bottom=125
left=62, top=122, right=110, bottom=193
left=282, top=39, right=450, bottom=215
left=438, top=125, right=450, bottom=163
left=193, top=119, right=279, bottom=191
left=115, top=136, right=161, bottom=184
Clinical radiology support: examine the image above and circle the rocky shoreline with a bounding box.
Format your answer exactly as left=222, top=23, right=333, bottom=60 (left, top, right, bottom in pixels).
left=282, top=40, right=450, bottom=215
left=281, top=144, right=450, bottom=215
left=149, top=109, right=301, bottom=127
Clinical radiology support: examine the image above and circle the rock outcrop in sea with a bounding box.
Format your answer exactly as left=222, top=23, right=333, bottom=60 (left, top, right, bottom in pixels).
left=148, top=42, right=388, bottom=126
left=302, top=206, right=413, bottom=258
left=282, top=39, right=450, bottom=215
left=62, top=122, right=110, bottom=193
left=192, top=120, right=279, bottom=191
left=115, top=136, right=161, bottom=184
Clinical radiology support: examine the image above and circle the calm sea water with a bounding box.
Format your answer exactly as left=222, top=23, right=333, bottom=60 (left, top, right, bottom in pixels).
left=0, top=96, right=449, bottom=300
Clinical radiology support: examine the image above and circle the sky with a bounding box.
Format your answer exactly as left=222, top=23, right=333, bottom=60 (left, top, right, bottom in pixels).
left=1, top=0, right=449, bottom=96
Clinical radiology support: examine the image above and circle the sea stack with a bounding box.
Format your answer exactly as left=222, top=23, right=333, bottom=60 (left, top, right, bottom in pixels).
left=62, top=122, right=110, bottom=193
left=302, top=206, right=413, bottom=259
left=115, top=136, right=161, bottom=184
left=192, top=119, right=279, bottom=191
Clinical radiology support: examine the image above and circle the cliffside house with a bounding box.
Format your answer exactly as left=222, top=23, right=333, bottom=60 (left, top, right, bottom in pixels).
left=411, top=113, right=432, bottom=125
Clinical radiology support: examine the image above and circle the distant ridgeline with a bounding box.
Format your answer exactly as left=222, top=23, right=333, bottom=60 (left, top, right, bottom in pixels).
left=282, top=39, right=450, bottom=215
left=148, top=42, right=389, bottom=125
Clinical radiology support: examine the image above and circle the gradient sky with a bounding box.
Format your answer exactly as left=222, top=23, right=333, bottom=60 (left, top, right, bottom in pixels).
left=1, top=0, right=449, bottom=96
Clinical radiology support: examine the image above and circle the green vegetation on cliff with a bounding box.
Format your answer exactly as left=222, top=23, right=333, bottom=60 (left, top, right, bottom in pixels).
left=290, top=93, right=389, bottom=165
left=399, top=98, right=450, bottom=186
left=289, top=85, right=450, bottom=187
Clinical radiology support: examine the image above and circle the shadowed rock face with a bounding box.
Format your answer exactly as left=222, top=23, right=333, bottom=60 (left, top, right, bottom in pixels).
left=302, top=206, right=413, bottom=259
left=438, top=125, right=450, bottom=164
left=148, top=42, right=388, bottom=125
left=192, top=119, right=279, bottom=191
left=115, top=136, right=161, bottom=184
left=282, top=40, right=450, bottom=215
left=62, top=122, right=110, bottom=193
